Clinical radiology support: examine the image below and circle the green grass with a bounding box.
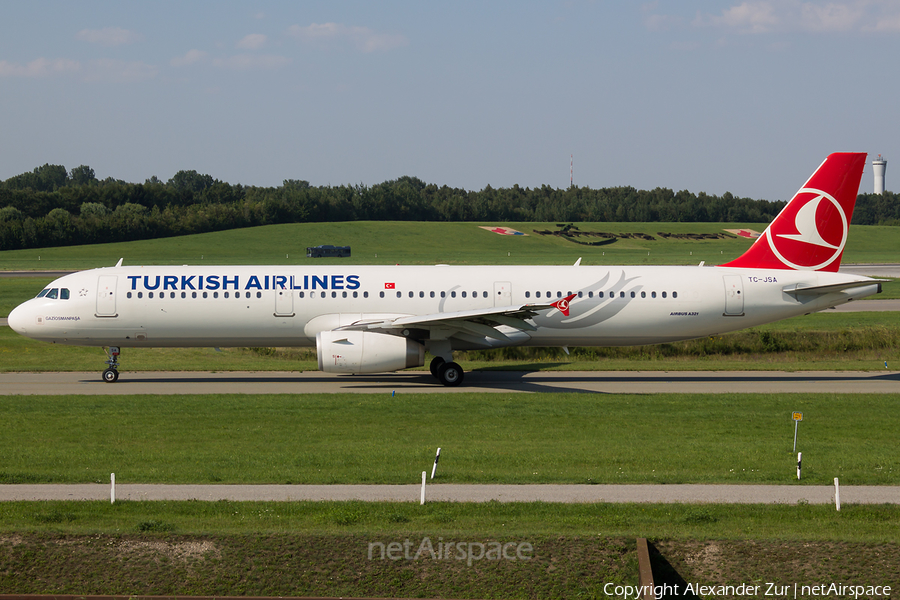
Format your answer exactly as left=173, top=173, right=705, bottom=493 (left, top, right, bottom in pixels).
left=0, top=220, right=897, bottom=270
left=1, top=501, right=898, bottom=541
left=0, top=505, right=896, bottom=597
left=0, top=392, right=896, bottom=485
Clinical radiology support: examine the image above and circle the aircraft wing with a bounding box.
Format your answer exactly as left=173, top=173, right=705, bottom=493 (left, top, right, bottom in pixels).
left=336, top=296, right=576, bottom=343
left=783, top=279, right=888, bottom=297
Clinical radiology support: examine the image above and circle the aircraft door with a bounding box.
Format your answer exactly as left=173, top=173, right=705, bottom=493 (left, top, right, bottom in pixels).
left=723, top=275, right=744, bottom=316
left=96, top=276, right=118, bottom=317
left=275, top=288, right=294, bottom=317
left=494, top=281, right=511, bottom=307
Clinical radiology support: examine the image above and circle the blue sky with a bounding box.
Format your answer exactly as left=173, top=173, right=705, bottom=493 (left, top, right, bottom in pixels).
left=1, top=1, right=898, bottom=200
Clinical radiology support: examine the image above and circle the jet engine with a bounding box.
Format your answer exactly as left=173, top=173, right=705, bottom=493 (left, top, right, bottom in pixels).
left=316, top=330, right=425, bottom=374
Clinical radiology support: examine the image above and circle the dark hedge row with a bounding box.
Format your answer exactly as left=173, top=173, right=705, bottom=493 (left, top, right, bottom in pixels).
left=1, top=163, right=895, bottom=251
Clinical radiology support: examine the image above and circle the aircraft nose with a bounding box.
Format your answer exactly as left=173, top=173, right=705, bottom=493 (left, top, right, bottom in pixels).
left=7, top=302, right=31, bottom=335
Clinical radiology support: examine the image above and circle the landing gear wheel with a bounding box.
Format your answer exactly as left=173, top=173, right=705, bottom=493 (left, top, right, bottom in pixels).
left=103, top=346, right=121, bottom=383
left=438, top=361, right=464, bottom=387
left=429, top=356, right=446, bottom=379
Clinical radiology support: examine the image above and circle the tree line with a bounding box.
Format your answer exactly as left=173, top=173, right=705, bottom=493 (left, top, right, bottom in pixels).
left=0, top=163, right=896, bottom=251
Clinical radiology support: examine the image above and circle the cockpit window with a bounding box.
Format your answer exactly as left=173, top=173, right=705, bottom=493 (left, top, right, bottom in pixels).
left=36, top=289, right=49, bottom=298
left=60, top=288, right=70, bottom=300
left=45, top=288, right=59, bottom=299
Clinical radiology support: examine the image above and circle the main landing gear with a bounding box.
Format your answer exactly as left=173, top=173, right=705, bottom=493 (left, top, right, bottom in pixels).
left=102, top=346, right=120, bottom=383
left=429, top=356, right=464, bottom=387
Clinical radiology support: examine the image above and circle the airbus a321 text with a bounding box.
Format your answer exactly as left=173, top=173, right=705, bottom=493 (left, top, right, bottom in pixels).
left=8, top=153, right=886, bottom=386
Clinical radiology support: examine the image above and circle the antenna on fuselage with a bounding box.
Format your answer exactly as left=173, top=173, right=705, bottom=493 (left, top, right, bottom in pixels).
left=114, top=258, right=123, bottom=267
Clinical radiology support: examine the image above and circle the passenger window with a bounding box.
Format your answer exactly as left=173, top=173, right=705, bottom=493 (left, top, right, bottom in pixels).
left=299, top=292, right=305, bottom=298
left=181, top=292, right=186, bottom=298
left=546, top=291, right=551, bottom=298
left=419, top=291, right=424, bottom=298
left=362, top=291, right=367, bottom=298
left=578, top=291, right=583, bottom=298
left=396, top=291, right=401, bottom=298
left=194, top=292, right=198, bottom=298
left=430, top=291, right=435, bottom=298
left=127, top=292, right=132, bottom=299
left=441, top=291, right=446, bottom=298
left=203, top=292, right=208, bottom=298
left=137, top=292, right=143, bottom=299
left=409, top=291, right=414, bottom=298
left=332, top=291, right=337, bottom=298
left=525, top=291, right=530, bottom=298
left=557, top=292, right=562, bottom=298
left=599, top=291, right=604, bottom=298
left=256, top=292, right=261, bottom=298
left=588, top=291, right=594, bottom=298
left=61, top=289, right=70, bottom=299
left=451, top=291, right=456, bottom=298
left=462, top=291, right=467, bottom=298
left=352, top=291, right=357, bottom=298
left=213, top=292, right=219, bottom=298
left=620, top=292, right=625, bottom=298
left=224, top=292, right=229, bottom=299
left=630, top=291, right=635, bottom=298
left=343, top=291, right=348, bottom=298
left=652, top=291, right=657, bottom=298
left=149, top=292, right=154, bottom=299
left=641, top=291, right=646, bottom=298
left=379, top=291, right=384, bottom=298
left=663, top=291, right=668, bottom=298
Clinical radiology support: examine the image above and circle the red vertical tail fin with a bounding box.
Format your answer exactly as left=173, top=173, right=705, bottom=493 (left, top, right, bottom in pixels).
left=720, top=152, right=867, bottom=272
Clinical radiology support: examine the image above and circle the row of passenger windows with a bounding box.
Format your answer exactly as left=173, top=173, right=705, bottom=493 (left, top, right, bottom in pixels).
left=123, top=289, right=678, bottom=300
left=525, top=290, right=678, bottom=299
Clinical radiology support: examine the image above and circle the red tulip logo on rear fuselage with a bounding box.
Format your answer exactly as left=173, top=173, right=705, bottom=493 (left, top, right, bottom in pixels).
left=766, top=188, right=848, bottom=270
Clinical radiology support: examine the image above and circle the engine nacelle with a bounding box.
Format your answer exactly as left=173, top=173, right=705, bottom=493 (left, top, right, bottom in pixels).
left=316, top=330, right=425, bottom=374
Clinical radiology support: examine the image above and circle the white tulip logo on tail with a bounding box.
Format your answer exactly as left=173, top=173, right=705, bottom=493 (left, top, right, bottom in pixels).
left=766, top=188, right=848, bottom=271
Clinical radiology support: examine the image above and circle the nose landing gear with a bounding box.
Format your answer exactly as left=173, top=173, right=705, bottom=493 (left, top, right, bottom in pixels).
left=102, top=346, right=120, bottom=383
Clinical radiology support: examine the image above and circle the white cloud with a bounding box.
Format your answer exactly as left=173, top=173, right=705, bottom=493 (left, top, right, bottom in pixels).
left=212, top=54, right=291, bottom=70
left=800, top=2, right=865, bottom=32
left=692, top=0, right=900, bottom=35
left=171, top=49, right=208, bottom=67
left=84, top=59, right=158, bottom=82
left=698, top=1, right=781, bottom=33
left=288, top=22, right=408, bottom=52
left=76, top=27, right=143, bottom=46
left=236, top=33, right=268, bottom=50
left=0, top=57, right=81, bottom=78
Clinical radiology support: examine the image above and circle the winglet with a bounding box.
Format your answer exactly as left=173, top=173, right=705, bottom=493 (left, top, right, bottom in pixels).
left=552, top=293, right=577, bottom=317
left=720, top=153, right=866, bottom=272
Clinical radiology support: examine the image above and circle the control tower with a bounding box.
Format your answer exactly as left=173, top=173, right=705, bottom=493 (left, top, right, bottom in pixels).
left=873, top=155, right=887, bottom=194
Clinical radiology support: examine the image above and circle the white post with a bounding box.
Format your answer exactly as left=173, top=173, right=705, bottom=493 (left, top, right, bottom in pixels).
left=797, top=453, right=802, bottom=480
left=420, top=471, right=426, bottom=505
left=834, top=477, right=841, bottom=512
left=111, top=473, right=116, bottom=504
left=431, top=447, right=441, bottom=480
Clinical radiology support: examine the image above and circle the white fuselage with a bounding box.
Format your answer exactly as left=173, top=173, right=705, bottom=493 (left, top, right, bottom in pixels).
left=7, top=264, right=880, bottom=350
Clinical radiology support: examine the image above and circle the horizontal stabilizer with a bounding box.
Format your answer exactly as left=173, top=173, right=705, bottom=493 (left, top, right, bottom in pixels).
left=783, top=280, right=887, bottom=296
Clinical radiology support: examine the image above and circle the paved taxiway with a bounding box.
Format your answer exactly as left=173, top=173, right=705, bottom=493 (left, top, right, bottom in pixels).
left=1, top=369, right=898, bottom=394
left=1, top=483, right=897, bottom=504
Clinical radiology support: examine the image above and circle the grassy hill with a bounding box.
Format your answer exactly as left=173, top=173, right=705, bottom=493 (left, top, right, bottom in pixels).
left=0, top=220, right=896, bottom=270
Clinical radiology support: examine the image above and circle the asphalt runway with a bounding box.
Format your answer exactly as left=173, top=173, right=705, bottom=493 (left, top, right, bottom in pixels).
left=0, top=483, right=896, bottom=504
left=1, top=369, right=898, bottom=394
